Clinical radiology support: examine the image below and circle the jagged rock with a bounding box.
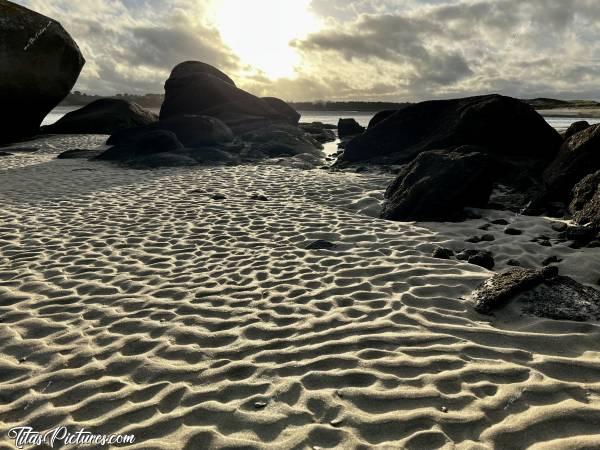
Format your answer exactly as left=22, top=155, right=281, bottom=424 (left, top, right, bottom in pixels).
left=44, top=99, right=157, bottom=134
left=382, top=148, right=493, bottom=221
left=299, top=122, right=336, bottom=143
left=337, top=118, right=365, bottom=138
left=341, top=94, right=561, bottom=164
left=569, top=170, right=600, bottom=228
left=0, top=0, right=85, bottom=143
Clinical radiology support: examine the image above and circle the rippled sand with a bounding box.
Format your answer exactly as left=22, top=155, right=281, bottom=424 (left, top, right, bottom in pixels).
left=1, top=135, right=600, bottom=449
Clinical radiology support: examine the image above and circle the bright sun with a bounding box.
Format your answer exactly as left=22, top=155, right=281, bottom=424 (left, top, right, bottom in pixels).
left=212, top=0, right=319, bottom=79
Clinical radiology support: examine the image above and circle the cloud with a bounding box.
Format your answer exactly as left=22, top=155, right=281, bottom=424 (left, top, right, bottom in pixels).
left=11, top=0, right=600, bottom=101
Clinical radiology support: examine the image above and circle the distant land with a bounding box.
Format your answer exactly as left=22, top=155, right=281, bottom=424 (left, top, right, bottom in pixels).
left=60, top=92, right=600, bottom=114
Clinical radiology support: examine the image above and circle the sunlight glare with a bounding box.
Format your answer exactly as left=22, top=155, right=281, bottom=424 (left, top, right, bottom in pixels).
left=213, top=0, right=318, bottom=79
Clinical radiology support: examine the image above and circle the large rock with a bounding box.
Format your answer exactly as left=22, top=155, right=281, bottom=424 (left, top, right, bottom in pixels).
left=381, top=147, right=493, bottom=221
left=159, top=61, right=293, bottom=129
left=337, top=118, right=365, bottom=138
left=570, top=170, right=600, bottom=228
left=44, top=99, right=157, bottom=134
left=367, top=110, right=397, bottom=129
left=473, top=266, right=600, bottom=321
left=543, top=124, right=600, bottom=201
left=167, top=60, right=235, bottom=85
left=0, top=0, right=85, bottom=143
left=341, top=94, right=562, bottom=164
left=98, top=130, right=184, bottom=161
left=262, top=97, right=300, bottom=125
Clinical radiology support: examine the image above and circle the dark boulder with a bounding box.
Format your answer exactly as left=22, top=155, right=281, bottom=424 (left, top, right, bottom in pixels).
left=262, top=97, right=301, bottom=125
left=0, top=0, right=85, bottom=143
left=564, top=121, right=590, bottom=140
left=167, top=60, right=235, bottom=85
left=159, top=62, right=288, bottom=127
left=368, top=110, right=397, bottom=129
left=341, top=94, right=561, bottom=164
left=97, top=130, right=183, bottom=161
left=543, top=124, right=600, bottom=201
left=44, top=99, right=157, bottom=134
left=569, top=170, right=600, bottom=228
left=456, top=249, right=495, bottom=270
left=432, top=247, right=454, bottom=259
left=381, top=148, right=493, bottom=221
left=473, top=266, right=600, bottom=321
left=107, top=115, right=233, bottom=148
left=337, top=118, right=365, bottom=138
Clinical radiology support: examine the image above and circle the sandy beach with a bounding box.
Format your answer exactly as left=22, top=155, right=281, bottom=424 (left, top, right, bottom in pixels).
left=0, top=135, right=599, bottom=449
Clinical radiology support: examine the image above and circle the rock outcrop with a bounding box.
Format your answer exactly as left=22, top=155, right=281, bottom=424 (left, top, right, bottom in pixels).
left=543, top=124, right=600, bottom=202
left=473, top=266, right=600, bottom=321
left=381, top=147, right=493, bottom=221
left=564, top=120, right=590, bottom=140
left=44, top=99, right=157, bottom=134
left=341, top=94, right=562, bottom=164
left=570, top=170, right=600, bottom=228
left=0, top=0, right=85, bottom=143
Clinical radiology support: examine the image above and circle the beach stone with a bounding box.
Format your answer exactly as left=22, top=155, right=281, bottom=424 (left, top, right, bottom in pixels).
left=0, top=1, right=85, bottom=143
left=305, top=240, right=336, bottom=250
left=504, top=228, right=523, bottom=235
left=473, top=266, right=557, bottom=314
left=57, top=149, right=104, bottom=159
left=569, top=170, right=600, bottom=228
left=0, top=152, right=12, bottom=157
left=250, top=194, right=269, bottom=201
left=432, top=247, right=454, bottom=259
left=481, top=234, right=495, bottom=242
left=544, top=124, right=600, bottom=201
left=476, top=267, right=600, bottom=321
left=337, top=118, right=365, bottom=138
left=491, top=219, right=510, bottom=225
left=44, top=99, right=157, bottom=134
left=341, top=94, right=561, bottom=164
left=564, top=121, right=590, bottom=140
left=457, top=249, right=495, bottom=270
left=382, top=148, right=493, bottom=221
left=299, top=122, right=336, bottom=143
left=542, top=255, right=562, bottom=266
left=212, top=193, right=227, bottom=200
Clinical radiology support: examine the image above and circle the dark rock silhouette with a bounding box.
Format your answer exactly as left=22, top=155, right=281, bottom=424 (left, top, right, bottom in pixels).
left=367, top=110, right=397, bottom=129
left=456, top=249, right=495, bottom=270
left=564, top=120, right=590, bottom=140
left=159, top=61, right=297, bottom=131
left=382, top=148, right=493, bottom=221
left=337, top=118, right=365, bottom=138
left=0, top=0, right=85, bottom=143
left=570, top=170, right=600, bottom=228
left=44, top=99, right=157, bottom=134
left=341, top=94, right=562, bottom=164
left=262, top=97, right=301, bottom=124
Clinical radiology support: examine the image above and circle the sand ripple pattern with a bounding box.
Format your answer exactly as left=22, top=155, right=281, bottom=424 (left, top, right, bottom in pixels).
left=1, top=136, right=600, bottom=449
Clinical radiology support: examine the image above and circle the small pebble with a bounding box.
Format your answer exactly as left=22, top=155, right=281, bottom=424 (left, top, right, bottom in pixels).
left=481, top=234, right=495, bottom=242
left=250, top=194, right=269, bottom=201
left=504, top=228, right=522, bottom=235
left=542, top=255, right=562, bottom=266
left=491, top=219, right=510, bottom=225
left=441, top=406, right=448, bottom=413
left=254, top=401, right=267, bottom=409
left=330, top=418, right=343, bottom=427
left=212, top=194, right=226, bottom=200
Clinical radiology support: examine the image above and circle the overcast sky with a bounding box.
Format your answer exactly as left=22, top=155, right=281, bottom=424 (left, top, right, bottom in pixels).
left=16, top=0, right=600, bottom=101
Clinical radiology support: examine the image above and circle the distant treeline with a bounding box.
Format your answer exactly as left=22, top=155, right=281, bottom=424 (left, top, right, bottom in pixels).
left=61, top=92, right=600, bottom=112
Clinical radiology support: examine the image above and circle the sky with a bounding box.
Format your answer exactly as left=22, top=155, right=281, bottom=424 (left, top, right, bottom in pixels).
left=15, top=0, right=600, bottom=102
